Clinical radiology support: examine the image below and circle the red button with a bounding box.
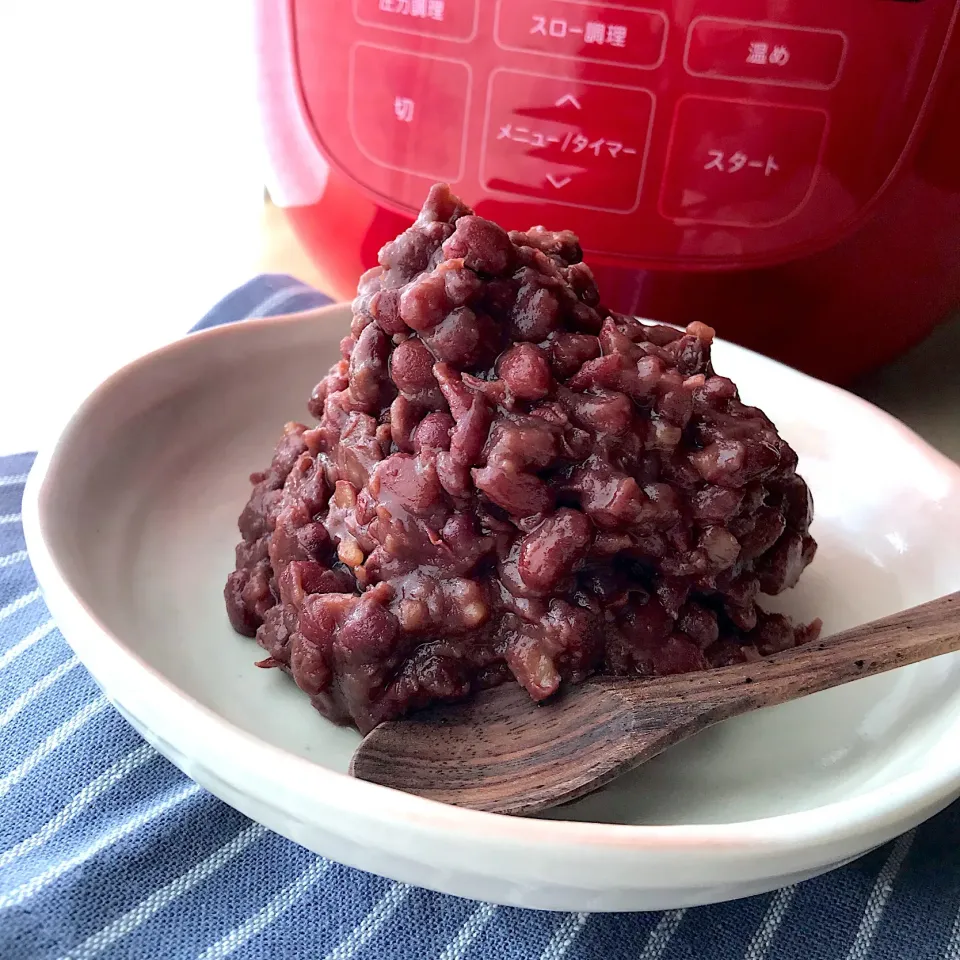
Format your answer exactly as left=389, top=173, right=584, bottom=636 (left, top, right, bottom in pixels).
left=496, top=0, right=667, bottom=70
left=348, top=44, right=471, bottom=182
left=354, top=0, right=479, bottom=42
left=685, top=18, right=847, bottom=90
left=480, top=70, right=654, bottom=212
left=659, top=97, right=828, bottom=227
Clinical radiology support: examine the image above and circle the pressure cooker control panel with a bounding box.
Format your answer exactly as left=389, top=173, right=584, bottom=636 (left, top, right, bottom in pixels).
left=290, top=0, right=959, bottom=267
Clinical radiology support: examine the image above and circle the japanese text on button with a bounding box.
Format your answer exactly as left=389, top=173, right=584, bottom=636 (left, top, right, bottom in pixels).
left=497, top=123, right=637, bottom=159
left=379, top=0, right=446, bottom=20
left=530, top=15, right=627, bottom=46
left=704, top=150, right=779, bottom=176
left=746, top=42, right=790, bottom=66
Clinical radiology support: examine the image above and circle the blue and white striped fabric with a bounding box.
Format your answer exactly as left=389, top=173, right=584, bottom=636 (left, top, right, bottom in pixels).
left=3, top=274, right=960, bottom=959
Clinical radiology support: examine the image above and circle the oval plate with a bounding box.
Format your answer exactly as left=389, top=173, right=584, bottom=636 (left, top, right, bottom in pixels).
left=22, top=304, right=960, bottom=911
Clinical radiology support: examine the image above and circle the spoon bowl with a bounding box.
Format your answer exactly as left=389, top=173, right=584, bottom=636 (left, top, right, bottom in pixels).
left=352, top=592, right=960, bottom=815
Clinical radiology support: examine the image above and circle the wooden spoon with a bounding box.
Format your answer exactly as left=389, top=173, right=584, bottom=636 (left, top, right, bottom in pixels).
left=350, top=592, right=960, bottom=816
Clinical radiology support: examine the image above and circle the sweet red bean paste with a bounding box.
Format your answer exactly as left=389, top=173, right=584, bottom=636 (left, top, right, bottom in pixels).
left=225, top=184, right=820, bottom=733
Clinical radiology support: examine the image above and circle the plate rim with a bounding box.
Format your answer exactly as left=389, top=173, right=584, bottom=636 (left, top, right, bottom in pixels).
left=21, top=302, right=960, bottom=867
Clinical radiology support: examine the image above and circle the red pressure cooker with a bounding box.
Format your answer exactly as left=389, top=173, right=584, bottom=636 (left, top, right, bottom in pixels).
left=255, top=0, right=960, bottom=383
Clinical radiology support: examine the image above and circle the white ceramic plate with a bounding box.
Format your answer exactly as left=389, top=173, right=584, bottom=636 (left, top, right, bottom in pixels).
left=23, top=304, right=960, bottom=912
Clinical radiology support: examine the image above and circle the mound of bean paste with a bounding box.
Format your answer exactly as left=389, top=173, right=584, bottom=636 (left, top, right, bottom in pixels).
left=225, top=184, right=820, bottom=733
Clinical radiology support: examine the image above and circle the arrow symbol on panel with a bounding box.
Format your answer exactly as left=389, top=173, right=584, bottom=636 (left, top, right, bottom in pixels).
left=554, top=94, right=582, bottom=109
left=546, top=174, right=572, bottom=188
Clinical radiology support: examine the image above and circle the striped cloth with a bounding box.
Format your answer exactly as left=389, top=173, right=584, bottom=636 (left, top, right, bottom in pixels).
left=3, top=274, right=959, bottom=960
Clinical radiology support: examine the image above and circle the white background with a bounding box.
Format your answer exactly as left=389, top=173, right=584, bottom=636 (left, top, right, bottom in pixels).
left=0, top=2, right=265, bottom=455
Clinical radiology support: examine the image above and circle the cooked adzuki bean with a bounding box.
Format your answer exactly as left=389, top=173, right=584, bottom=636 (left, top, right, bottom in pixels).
left=225, top=184, right=820, bottom=733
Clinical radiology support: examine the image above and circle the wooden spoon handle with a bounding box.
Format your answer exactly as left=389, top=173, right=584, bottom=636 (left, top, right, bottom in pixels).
left=617, top=591, right=960, bottom=715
